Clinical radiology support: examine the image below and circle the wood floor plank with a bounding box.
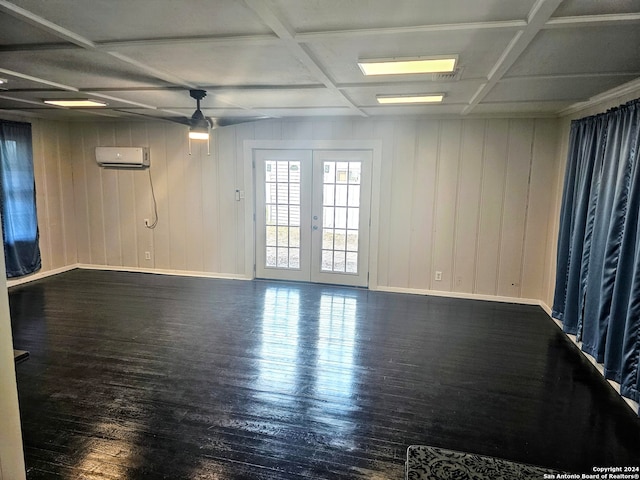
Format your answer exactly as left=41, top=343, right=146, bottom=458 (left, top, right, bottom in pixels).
left=10, top=270, right=640, bottom=479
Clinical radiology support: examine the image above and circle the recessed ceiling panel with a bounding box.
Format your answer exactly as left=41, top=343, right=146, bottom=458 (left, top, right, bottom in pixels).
left=0, top=50, right=171, bottom=89
left=271, top=0, right=536, bottom=32
left=307, top=30, right=517, bottom=83
left=552, top=0, right=640, bottom=18
left=242, top=107, right=354, bottom=117
left=485, top=75, right=640, bottom=103
left=213, top=88, right=347, bottom=108
left=8, top=0, right=271, bottom=41
left=0, top=15, right=65, bottom=46
left=343, top=80, right=482, bottom=107
left=505, top=25, right=640, bottom=77
left=111, top=42, right=320, bottom=86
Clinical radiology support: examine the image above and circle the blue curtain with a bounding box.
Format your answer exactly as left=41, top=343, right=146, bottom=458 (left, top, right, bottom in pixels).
left=0, top=120, right=41, bottom=278
left=553, top=99, right=640, bottom=404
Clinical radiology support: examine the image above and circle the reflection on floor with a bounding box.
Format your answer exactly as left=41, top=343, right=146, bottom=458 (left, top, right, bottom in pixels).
left=10, top=270, right=640, bottom=479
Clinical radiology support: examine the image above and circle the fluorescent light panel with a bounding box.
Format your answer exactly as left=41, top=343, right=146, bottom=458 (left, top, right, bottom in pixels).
left=358, top=56, right=457, bottom=76
left=377, top=94, right=444, bottom=104
left=44, top=99, right=107, bottom=107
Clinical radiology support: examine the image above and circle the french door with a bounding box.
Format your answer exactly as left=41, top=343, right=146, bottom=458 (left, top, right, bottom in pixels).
left=255, top=149, right=371, bottom=287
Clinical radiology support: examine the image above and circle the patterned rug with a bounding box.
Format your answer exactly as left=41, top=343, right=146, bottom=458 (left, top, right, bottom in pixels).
left=406, top=445, right=562, bottom=480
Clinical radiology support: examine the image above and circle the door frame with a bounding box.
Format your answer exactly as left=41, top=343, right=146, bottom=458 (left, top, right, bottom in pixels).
left=243, top=139, right=382, bottom=289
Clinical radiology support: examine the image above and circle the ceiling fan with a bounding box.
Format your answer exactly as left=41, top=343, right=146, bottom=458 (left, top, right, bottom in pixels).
left=159, top=89, right=270, bottom=155
left=114, top=89, right=270, bottom=154
left=170, top=89, right=268, bottom=130
left=185, top=89, right=210, bottom=139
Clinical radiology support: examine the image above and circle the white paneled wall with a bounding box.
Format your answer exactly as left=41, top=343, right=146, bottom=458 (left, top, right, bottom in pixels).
left=33, top=120, right=77, bottom=271
left=69, top=116, right=559, bottom=301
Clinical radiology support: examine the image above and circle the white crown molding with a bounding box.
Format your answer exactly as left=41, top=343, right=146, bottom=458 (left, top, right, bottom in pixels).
left=558, top=77, right=640, bottom=117
left=544, top=12, right=640, bottom=29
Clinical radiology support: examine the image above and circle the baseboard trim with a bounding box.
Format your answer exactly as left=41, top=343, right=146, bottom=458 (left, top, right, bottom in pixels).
left=546, top=313, right=639, bottom=415
left=76, top=264, right=250, bottom=281
left=538, top=301, right=552, bottom=316
left=374, top=285, right=541, bottom=306
left=7, top=264, right=79, bottom=288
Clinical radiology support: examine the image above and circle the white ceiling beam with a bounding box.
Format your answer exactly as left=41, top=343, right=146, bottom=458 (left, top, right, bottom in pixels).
left=0, top=34, right=281, bottom=53
left=0, top=68, right=168, bottom=111
left=242, top=0, right=366, bottom=117
left=0, top=68, right=78, bottom=91
left=0, top=0, right=195, bottom=95
left=462, top=0, right=564, bottom=115
left=544, top=12, right=640, bottom=29
left=296, top=20, right=527, bottom=41
left=99, top=34, right=280, bottom=49
left=500, top=72, right=640, bottom=82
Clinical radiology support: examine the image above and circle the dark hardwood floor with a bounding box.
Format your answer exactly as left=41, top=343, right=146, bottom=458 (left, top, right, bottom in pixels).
left=9, top=270, right=640, bottom=479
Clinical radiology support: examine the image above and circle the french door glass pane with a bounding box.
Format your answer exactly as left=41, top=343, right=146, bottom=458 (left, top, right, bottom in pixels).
left=321, top=161, right=361, bottom=274
left=264, top=160, right=301, bottom=270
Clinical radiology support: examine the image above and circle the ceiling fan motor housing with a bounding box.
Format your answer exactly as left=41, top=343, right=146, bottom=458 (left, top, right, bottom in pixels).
left=189, top=89, right=207, bottom=102
left=189, top=89, right=210, bottom=130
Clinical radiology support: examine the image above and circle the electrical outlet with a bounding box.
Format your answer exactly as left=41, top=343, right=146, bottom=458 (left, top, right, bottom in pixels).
left=435, top=271, right=442, bottom=281
left=145, top=251, right=151, bottom=260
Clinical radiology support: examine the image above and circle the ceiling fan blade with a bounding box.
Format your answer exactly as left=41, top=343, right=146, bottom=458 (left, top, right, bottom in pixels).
left=111, top=109, right=192, bottom=126
left=210, top=116, right=271, bottom=128
left=163, top=116, right=192, bottom=126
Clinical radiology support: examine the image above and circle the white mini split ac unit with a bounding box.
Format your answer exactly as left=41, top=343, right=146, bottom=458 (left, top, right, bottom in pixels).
left=95, top=147, right=150, bottom=168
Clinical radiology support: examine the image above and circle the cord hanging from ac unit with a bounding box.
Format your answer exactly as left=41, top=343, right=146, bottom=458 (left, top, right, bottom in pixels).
left=145, top=167, right=158, bottom=229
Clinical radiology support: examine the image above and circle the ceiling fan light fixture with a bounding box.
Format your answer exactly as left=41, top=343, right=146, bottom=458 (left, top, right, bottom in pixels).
left=189, top=129, right=209, bottom=140
left=358, top=56, right=457, bottom=76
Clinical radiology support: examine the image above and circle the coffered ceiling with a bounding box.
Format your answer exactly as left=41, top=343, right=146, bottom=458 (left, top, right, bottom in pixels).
left=0, top=0, right=639, bottom=123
